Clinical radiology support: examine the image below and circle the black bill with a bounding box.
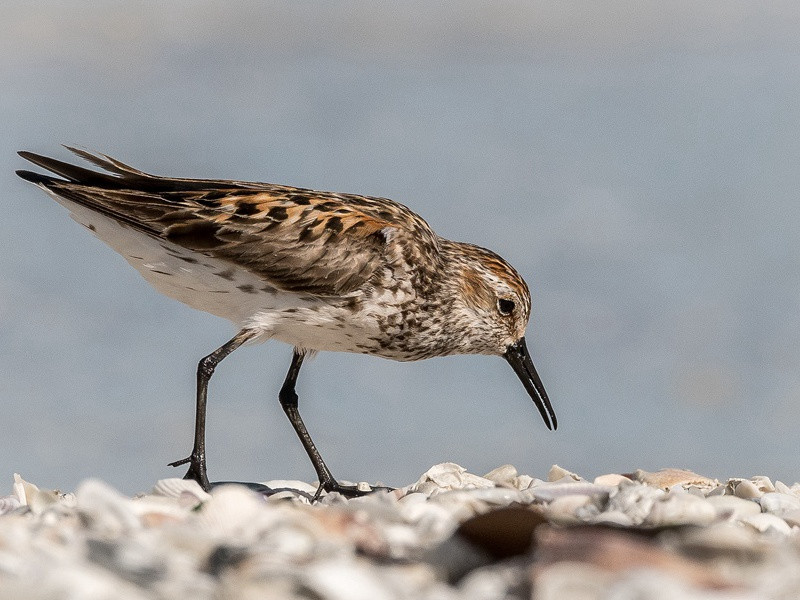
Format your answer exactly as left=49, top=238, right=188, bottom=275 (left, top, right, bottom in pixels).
left=503, top=337, right=557, bottom=430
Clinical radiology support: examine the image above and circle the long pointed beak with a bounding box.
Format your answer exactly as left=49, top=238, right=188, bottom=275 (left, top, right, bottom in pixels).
left=503, top=337, right=557, bottom=430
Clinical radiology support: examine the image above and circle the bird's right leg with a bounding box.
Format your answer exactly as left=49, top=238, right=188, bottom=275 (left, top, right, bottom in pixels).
left=279, top=349, right=393, bottom=500
left=169, top=329, right=256, bottom=491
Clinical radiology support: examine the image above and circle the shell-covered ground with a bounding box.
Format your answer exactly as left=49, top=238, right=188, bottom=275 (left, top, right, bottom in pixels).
left=2, top=463, right=800, bottom=599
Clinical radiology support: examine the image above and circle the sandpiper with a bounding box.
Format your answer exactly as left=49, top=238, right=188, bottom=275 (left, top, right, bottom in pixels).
left=17, top=147, right=556, bottom=497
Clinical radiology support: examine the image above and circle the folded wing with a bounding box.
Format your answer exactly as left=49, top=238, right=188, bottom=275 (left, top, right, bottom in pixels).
left=17, top=148, right=440, bottom=299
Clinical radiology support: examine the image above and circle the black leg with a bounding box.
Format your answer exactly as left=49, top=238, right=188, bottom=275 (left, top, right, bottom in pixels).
left=279, top=349, right=391, bottom=500
left=169, top=329, right=255, bottom=490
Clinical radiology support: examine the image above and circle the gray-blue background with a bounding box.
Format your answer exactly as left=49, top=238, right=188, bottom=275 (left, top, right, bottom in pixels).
left=3, top=2, right=800, bottom=494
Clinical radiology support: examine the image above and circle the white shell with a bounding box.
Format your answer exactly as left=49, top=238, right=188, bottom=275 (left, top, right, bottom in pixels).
left=75, top=479, right=141, bottom=535
left=606, top=483, right=665, bottom=525
left=482, top=464, right=518, bottom=485
left=529, top=482, right=615, bottom=503
left=5, top=462, right=800, bottom=598
left=644, top=492, right=716, bottom=527
left=0, top=496, right=21, bottom=515
left=152, top=478, right=211, bottom=502
left=732, top=479, right=763, bottom=499
left=593, top=473, right=629, bottom=486
left=410, top=463, right=495, bottom=493
left=760, top=492, right=800, bottom=515
left=590, top=510, right=635, bottom=527
left=705, top=495, right=761, bottom=520
left=193, top=484, right=272, bottom=540
left=547, top=465, right=583, bottom=482
left=750, top=476, right=776, bottom=493
left=544, top=494, right=595, bottom=524
left=741, top=513, right=792, bottom=535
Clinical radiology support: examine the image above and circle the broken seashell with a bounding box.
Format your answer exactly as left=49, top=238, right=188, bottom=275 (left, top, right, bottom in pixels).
left=547, top=465, right=583, bottom=482
left=732, top=479, right=762, bottom=499
left=482, top=464, right=518, bottom=486
left=634, top=468, right=716, bottom=490
left=410, top=463, right=495, bottom=493
left=152, top=478, right=210, bottom=502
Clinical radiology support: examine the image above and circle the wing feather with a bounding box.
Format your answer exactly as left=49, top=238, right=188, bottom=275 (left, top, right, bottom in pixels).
left=17, top=149, right=440, bottom=297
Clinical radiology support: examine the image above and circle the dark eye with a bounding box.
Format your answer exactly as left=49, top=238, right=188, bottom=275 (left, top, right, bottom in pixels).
left=497, top=298, right=515, bottom=316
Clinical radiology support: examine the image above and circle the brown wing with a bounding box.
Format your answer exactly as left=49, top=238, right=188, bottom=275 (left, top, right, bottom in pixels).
left=17, top=148, right=440, bottom=297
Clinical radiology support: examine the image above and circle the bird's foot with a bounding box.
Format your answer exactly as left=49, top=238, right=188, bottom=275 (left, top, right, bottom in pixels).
left=313, top=479, right=395, bottom=502
left=168, top=453, right=210, bottom=491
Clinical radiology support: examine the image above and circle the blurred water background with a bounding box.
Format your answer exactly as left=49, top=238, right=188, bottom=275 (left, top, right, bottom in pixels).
left=3, top=1, right=800, bottom=494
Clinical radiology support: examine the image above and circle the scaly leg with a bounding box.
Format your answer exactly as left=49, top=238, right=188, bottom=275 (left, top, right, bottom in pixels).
left=279, top=349, right=392, bottom=499
left=169, top=329, right=256, bottom=490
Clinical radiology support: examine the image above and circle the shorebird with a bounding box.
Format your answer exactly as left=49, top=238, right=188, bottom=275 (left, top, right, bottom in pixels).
left=17, top=147, right=556, bottom=497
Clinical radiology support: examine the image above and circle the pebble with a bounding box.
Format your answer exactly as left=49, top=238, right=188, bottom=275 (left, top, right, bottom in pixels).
left=3, top=463, right=800, bottom=599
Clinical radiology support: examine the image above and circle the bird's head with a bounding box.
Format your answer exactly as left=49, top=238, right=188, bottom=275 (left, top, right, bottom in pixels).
left=445, top=242, right=557, bottom=431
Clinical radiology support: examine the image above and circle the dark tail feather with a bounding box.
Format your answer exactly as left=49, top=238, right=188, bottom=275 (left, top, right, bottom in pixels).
left=17, top=151, right=122, bottom=187
left=17, top=147, right=260, bottom=193
left=15, top=169, right=60, bottom=186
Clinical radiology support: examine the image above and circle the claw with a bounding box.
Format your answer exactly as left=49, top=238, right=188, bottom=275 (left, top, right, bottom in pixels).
left=169, top=453, right=210, bottom=491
